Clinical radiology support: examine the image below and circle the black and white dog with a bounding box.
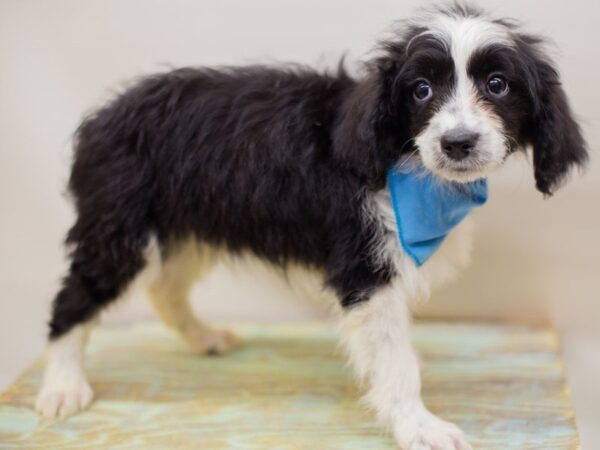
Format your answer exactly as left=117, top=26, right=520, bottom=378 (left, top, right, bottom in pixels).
left=36, top=4, right=587, bottom=449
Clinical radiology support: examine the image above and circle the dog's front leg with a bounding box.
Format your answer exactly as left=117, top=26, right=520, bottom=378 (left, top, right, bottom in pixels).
left=340, top=279, right=471, bottom=450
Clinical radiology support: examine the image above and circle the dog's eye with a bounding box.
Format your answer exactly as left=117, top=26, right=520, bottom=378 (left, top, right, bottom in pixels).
left=487, top=75, right=509, bottom=97
left=413, top=81, right=432, bottom=102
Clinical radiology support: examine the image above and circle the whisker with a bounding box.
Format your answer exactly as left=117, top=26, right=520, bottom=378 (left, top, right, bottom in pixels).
left=396, top=148, right=420, bottom=170
left=395, top=139, right=419, bottom=170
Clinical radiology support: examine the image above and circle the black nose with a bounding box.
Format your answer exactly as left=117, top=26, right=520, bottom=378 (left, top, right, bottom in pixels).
left=440, top=129, right=480, bottom=161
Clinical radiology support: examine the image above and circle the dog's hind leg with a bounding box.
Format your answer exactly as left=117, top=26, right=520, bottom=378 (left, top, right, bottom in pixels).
left=36, top=229, right=156, bottom=417
left=147, top=239, right=240, bottom=355
left=35, top=321, right=95, bottom=418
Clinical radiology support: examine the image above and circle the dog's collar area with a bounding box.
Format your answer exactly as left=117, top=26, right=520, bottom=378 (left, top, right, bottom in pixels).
left=387, top=166, right=488, bottom=266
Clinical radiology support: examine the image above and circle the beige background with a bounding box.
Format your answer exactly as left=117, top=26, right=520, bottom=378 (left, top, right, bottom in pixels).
left=0, top=0, right=598, bottom=447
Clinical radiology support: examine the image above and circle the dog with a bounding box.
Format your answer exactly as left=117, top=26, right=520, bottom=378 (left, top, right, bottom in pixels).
left=36, top=4, right=587, bottom=449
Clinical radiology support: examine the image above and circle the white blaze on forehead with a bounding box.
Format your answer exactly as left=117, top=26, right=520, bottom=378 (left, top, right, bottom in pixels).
left=427, top=15, right=512, bottom=70
left=407, top=12, right=513, bottom=66
left=448, top=17, right=511, bottom=127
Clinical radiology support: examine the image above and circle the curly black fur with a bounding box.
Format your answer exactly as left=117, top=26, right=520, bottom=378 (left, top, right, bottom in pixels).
left=48, top=65, right=398, bottom=338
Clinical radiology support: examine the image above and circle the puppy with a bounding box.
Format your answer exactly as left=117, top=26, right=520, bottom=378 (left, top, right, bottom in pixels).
left=36, top=4, right=587, bottom=449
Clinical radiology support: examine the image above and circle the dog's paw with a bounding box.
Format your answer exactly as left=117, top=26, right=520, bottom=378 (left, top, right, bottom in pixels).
left=393, top=407, right=471, bottom=450
left=35, top=373, right=93, bottom=418
left=184, top=327, right=241, bottom=355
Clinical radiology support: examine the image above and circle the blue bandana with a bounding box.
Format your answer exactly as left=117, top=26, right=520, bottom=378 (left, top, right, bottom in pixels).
left=387, top=166, right=488, bottom=266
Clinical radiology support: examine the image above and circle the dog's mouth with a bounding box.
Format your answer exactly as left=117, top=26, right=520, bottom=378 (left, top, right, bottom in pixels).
left=427, top=152, right=499, bottom=183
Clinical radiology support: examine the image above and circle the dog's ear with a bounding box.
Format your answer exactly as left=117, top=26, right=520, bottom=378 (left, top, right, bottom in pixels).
left=518, top=35, right=588, bottom=196
left=332, top=55, right=404, bottom=188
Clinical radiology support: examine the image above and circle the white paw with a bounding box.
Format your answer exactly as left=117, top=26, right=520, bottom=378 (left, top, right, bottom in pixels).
left=393, top=408, right=471, bottom=450
left=184, top=327, right=242, bottom=355
left=35, top=369, right=93, bottom=418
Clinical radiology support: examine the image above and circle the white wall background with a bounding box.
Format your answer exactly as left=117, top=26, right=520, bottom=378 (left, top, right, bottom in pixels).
left=1, top=0, right=598, bottom=446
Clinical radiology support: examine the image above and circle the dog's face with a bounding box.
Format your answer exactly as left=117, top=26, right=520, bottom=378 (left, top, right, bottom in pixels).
left=400, top=16, right=527, bottom=183
left=335, top=5, right=587, bottom=194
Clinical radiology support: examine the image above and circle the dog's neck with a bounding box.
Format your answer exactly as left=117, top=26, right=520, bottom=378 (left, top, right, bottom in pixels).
left=386, top=166, right=488, bottom=266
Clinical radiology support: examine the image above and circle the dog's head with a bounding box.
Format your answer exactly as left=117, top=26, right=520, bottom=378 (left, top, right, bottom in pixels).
left=334, top=4, right=587, bottom=195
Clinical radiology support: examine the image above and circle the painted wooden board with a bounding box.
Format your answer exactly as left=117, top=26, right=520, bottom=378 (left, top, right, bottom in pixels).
left=0, top=322, right=579, bottom=449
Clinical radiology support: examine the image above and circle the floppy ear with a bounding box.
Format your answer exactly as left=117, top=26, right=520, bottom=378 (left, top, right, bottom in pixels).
left=519, top=36, right=588, bottom=195
left=332, top=55, right=406, bottom=189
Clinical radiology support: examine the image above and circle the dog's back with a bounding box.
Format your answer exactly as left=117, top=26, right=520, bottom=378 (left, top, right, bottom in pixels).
left=55, top=65, right=382, bottom=339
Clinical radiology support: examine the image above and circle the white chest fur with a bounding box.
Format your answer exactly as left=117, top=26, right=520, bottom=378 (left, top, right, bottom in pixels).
left=367, top=188, right=475, bottom=302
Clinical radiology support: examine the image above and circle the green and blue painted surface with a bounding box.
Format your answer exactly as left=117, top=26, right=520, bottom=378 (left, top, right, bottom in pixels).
left=0, top=322, right=579, bottom=449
